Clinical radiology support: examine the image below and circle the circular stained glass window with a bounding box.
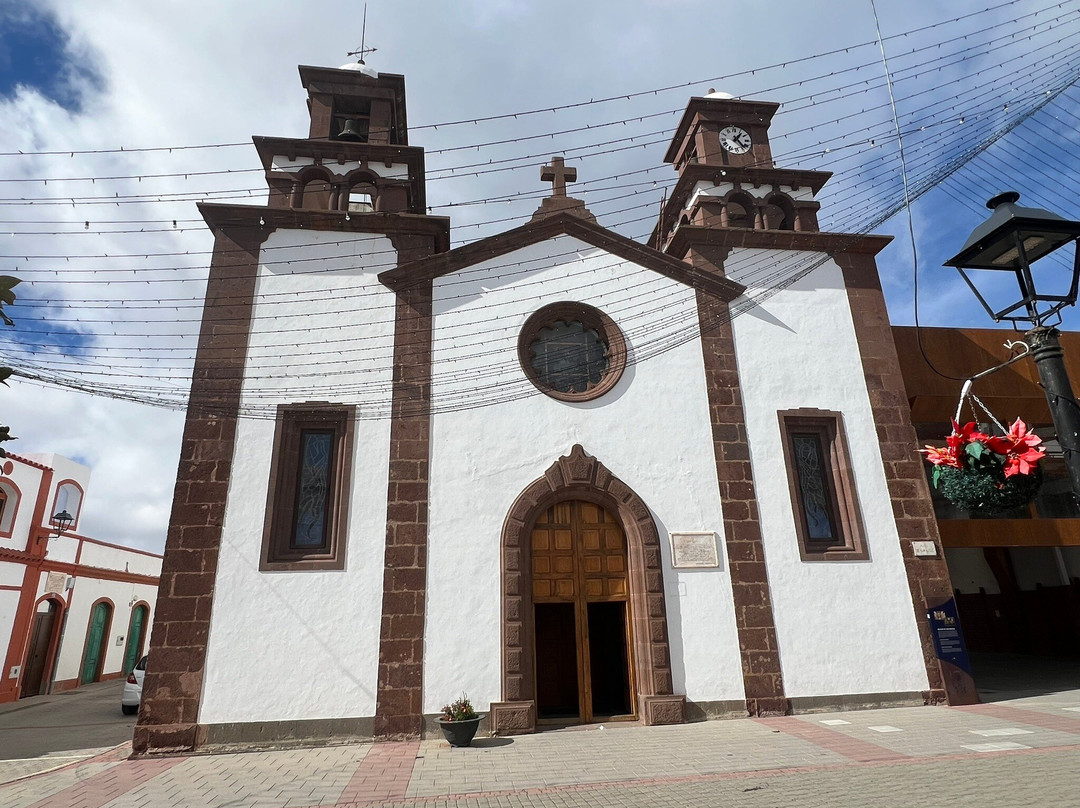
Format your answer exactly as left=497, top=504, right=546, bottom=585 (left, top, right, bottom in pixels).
left=518, top=302, right=626, bottom=402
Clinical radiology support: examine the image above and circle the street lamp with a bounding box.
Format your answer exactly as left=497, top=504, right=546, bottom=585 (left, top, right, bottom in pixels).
left=49, top=509, right=73, bottom=538
left=944, top=191, right=1080, bottom=499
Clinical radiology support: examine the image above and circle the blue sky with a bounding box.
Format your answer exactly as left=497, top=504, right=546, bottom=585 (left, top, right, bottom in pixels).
left=0, top=0, right=1078, bottom=550
left=0, top=2, right=99, bottom=111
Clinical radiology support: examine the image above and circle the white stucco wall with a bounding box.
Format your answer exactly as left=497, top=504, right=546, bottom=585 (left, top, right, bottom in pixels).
left=729, top=248, right=929, bottom=698
left=77, top=541, right=161, bottom=577
left=0, top=559, right=22, bottom=588
left=423, top=235, right=744, bottom=714
left=45, top=535, right=79, bottom=565
left=199, top=230, right=396, bottom=725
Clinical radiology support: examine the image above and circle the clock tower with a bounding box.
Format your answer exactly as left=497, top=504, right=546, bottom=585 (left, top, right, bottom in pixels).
left=650, top=92, right=829, bottom=251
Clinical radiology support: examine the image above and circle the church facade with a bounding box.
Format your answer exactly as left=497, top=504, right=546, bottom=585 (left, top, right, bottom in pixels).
left=135, top=63, right=971, bottom=754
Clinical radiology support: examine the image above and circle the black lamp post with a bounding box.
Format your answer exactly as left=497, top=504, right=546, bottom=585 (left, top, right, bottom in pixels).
left=944, top=191, right=1080, bottom=499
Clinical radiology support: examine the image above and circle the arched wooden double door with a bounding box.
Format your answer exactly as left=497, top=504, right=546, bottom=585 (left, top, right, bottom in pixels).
left=531, top=500, right=635, bottom=723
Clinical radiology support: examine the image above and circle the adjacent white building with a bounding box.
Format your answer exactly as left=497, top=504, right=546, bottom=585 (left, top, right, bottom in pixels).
left=0, top=452, right=161, bottom=703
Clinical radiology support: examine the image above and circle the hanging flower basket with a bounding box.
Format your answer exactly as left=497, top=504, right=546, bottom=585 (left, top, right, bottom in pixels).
left=920, top=418, right=1045, bottom=516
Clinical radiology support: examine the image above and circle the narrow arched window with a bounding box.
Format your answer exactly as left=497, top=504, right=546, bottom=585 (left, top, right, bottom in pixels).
left=0, top=478, right=18, bottom=537
left=53, top=480, right=84, bottom=531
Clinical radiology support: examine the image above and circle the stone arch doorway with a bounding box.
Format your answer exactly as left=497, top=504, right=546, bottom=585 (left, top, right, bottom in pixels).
left=493, top=445, right=685, bottom=734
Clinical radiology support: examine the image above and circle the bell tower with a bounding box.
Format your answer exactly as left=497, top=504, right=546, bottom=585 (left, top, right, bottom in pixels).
left=253, top=62, right=429, bottom=216
left=650, top=92, right=829, bottom=251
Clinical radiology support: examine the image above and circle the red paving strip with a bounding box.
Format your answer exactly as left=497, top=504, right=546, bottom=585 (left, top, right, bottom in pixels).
left=22, top=756, right=182, bottom=808
left=954, top=702, right=1080, bottom=734
left=753, top=716, right=908, bottom=763
left=336, top=740, right=420, bottom=806
left=325, top=743, right=1080, bottom=808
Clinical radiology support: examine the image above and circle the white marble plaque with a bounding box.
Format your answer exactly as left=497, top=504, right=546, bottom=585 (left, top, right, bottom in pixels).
left=911, top=540, right=938, bottom=558
left=44, top=571, right=67, bottom=595
left=669, top=532, right=720, bottom=568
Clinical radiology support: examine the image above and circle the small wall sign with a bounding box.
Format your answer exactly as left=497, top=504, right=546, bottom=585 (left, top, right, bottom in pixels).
left=669, top=532, right=720, bottom=568
left=911, top=540, right=938, bottom=558
left=44, top=572, right=67, bottom=595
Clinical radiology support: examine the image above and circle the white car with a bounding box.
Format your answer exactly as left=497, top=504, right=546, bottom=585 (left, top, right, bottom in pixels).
left=121, top=655, right=147, bottom=715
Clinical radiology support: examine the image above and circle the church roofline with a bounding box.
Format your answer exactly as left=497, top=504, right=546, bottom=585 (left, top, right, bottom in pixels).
left=663, top=224, right=893, bottom=261
left=664, top=98, right=781, bottom=164
left=377, top=210, right=745, bottom=302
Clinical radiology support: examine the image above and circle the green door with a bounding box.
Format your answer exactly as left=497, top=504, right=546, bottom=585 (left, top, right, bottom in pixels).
left=81, top=603, right=109, bottom=685
left=122, top=606, right=146, bottom=674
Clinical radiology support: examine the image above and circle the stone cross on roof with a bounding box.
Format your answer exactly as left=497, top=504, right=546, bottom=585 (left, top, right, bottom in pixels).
left=541, top=156, right=577, bottom=199
left=531, top=156, right=595, bottom=224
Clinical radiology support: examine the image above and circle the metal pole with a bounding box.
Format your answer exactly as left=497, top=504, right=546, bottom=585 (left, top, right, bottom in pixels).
left=1027, top=325, right=1080, bottom=501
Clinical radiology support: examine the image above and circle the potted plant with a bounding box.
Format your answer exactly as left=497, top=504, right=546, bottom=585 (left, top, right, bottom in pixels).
left=438, top=694, right=482, bottom=747
left=920, top=418, right=1045, bottom=515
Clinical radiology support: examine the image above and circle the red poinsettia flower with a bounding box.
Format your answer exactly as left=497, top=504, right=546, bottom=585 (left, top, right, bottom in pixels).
left=947, top=420, right=989, bottom=452
left=919, top=445, right=963, bottom=468
left=986, top=417, right=1045, bottom=477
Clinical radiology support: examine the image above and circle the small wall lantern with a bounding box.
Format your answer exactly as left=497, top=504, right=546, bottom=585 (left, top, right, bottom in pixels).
left=49, top=509, right=73, bottom=538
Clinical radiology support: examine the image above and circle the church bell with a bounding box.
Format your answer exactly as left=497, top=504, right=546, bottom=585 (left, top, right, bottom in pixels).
left=335, top=119, right=369, bottom=142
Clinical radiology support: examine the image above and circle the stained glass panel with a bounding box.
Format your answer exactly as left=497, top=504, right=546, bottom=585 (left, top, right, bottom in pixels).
left=293, top=430, right=334, bottom=548
left=792, top=433, right=836, bottom=541
left=530, top=320, right=609, bottom=394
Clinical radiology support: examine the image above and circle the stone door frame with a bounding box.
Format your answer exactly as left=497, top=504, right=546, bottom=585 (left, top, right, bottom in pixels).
left=491, top=444, right=685, bottom=734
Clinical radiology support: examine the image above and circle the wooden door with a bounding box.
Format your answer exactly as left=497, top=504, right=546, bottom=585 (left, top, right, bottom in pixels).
left=20, top=603, right=57, bottom=697
left=81, top=602, right=110, bottom=685
left=532, top=500, right=634, bottom=722
left=123, top=605, right=147, bottom=674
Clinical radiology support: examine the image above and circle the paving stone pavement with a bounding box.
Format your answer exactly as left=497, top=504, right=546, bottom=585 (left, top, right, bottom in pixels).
left=2, top=692, right=1079, bottom=808
left=0, top=746, right=119, bottom=782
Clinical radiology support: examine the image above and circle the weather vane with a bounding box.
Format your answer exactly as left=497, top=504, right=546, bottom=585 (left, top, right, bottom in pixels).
left=346, top=4, right=377, bottom=64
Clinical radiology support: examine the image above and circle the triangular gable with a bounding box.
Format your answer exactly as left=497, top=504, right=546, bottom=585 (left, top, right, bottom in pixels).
left=378, top=211, right=745, bottom=301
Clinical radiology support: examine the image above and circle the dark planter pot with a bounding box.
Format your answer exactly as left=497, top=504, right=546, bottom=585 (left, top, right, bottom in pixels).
left=438, top=716, right=482, bottom=747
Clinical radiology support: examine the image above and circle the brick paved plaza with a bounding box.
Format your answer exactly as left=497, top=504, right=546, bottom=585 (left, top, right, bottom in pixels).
left=3, top=690, right=1080, bottom=808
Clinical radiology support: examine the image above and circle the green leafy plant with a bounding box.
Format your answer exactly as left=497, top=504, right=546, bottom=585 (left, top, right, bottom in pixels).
left=440, top=693, right=477, bottom=722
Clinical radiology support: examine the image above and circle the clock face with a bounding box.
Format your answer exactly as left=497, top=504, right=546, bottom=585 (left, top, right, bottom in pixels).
left=718, top=125, right=752, bottom=155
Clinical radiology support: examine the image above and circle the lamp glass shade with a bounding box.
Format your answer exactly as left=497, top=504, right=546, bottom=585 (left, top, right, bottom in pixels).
left=945, top=194, right=1080, bottom=271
